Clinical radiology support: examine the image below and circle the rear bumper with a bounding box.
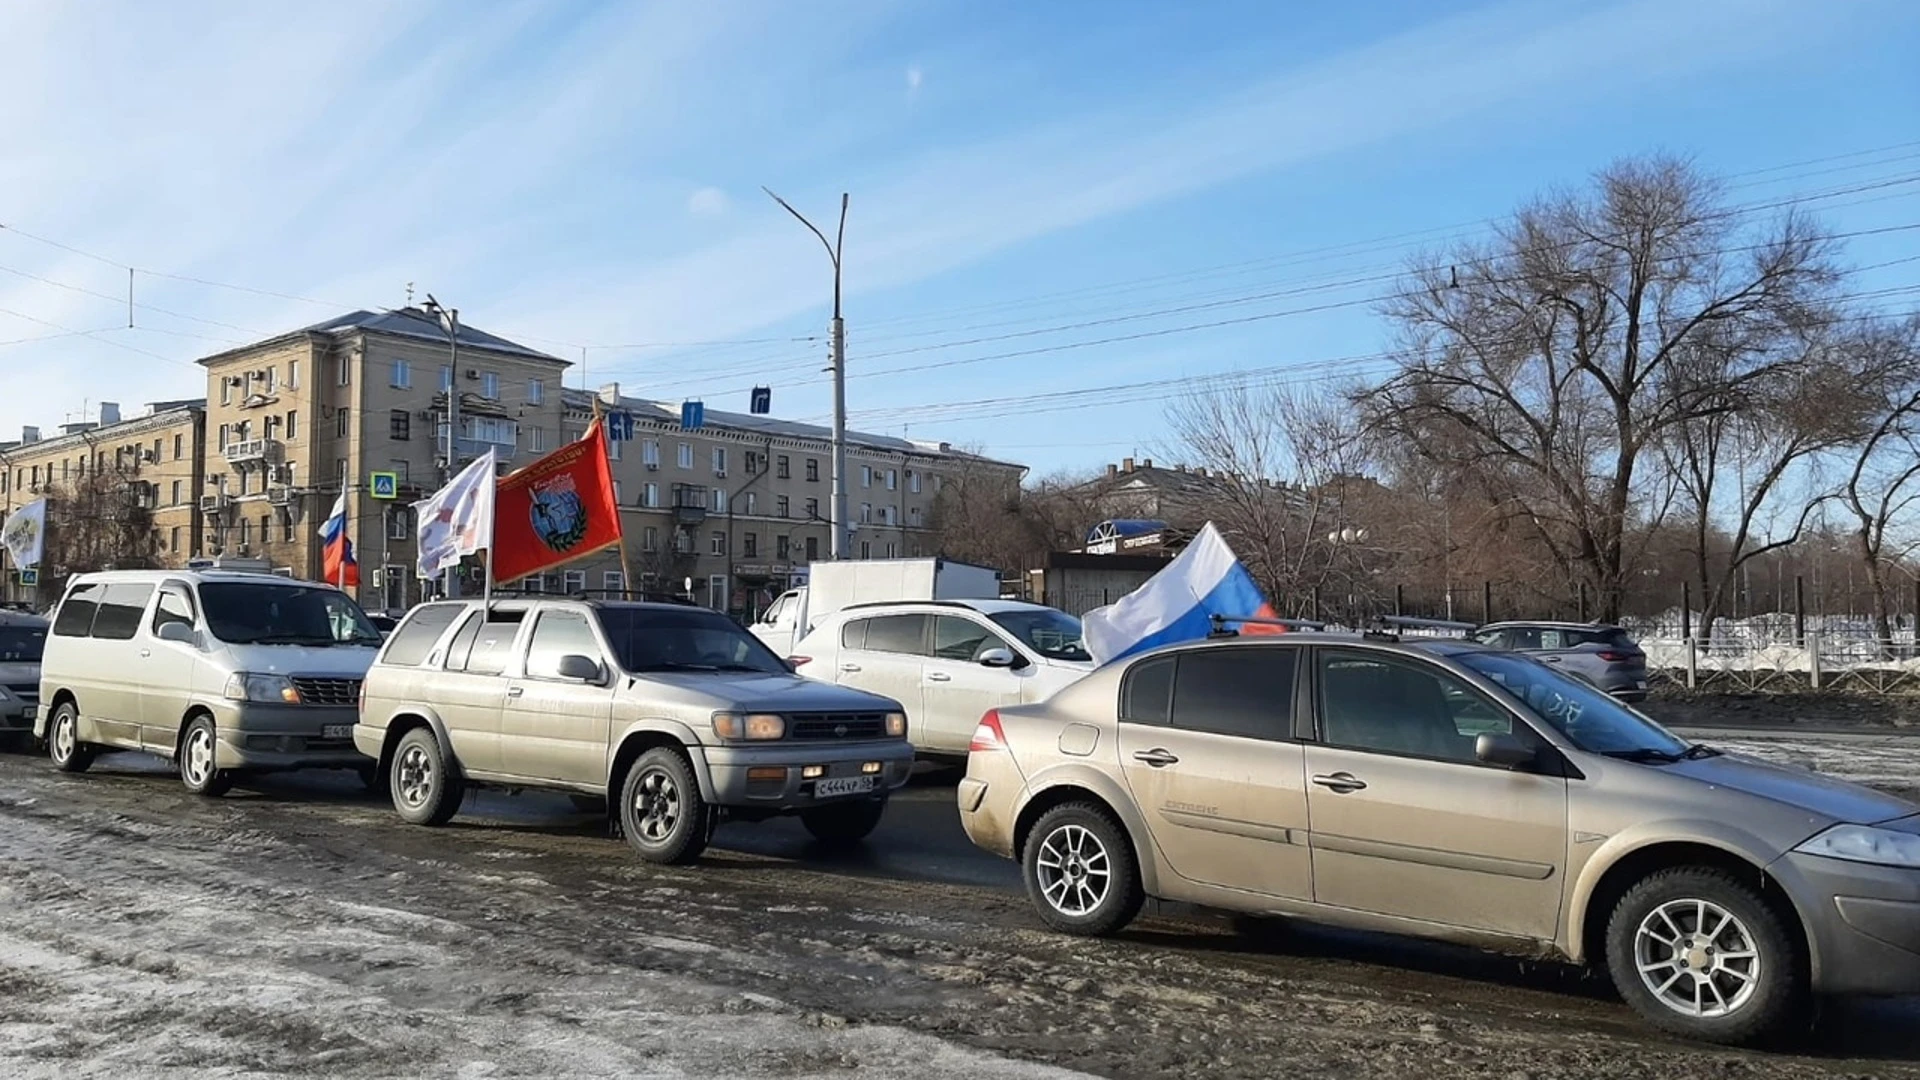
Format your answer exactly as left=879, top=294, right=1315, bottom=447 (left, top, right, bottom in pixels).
left=957, top=750, right=1023, bottom=859
left=1774, top=851, right=1920, bottom=996
left=211, top=700, right=370, bottom=772
left=699, top=739, right=913, bottom=809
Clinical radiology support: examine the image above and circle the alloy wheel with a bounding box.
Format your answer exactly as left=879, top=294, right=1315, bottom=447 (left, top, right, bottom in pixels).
left=52, top=711, right=75, bottom=762
left=1035, top=823, right=1112, bottom=916
left=1634, top=897, right=1762, bottom=1018
left=182, top=726, right=216, bottom=788
left=395, top=744, right=435, bottom=810
left=633, top=768, right=681, bottom=842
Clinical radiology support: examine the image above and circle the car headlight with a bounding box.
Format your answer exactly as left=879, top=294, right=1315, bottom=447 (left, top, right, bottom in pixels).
left=224, top=673, right=301, bottom=704
left=712, top=712, right=785, bottom=740
left=1794, top=824, right=1920, bottom=869
left=885, top=711, right=907, bottom=738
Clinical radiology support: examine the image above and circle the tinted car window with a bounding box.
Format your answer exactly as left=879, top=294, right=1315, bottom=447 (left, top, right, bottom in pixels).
left=0, top=624, right=47, bottom=662
left=932, top=616, right=1008, bottom=662
left=152, top=588, right=195, bottom=632
left=1169, top=648, right=1295, bottom=740
left=1318, top=651, right=1506, bottom=764
left=859, top=614, right=928, bottom=656
left=91, top=583, right=154, bottom=641
left=525, top=611, right=601, bottom=679
left=382, top=604, right=464, bottom=667
left=597, top=606, right=789, bottom=674
left=1120, top=655, right=1174, bottom=726
left=1505, top=627, right=1543, bottom=650
left=52, top=583, right=101, bottom=637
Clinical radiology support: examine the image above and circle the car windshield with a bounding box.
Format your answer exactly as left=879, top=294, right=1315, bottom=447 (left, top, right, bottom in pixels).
left=596, top=606, right=791, bottom=674
left=1457, top=651, right=1687, bottom=758
left=987, top=608, right=1091, bottom=662
left=0, top=625, right=47, bottom=662
left=199, top=583, right=381, bottom=646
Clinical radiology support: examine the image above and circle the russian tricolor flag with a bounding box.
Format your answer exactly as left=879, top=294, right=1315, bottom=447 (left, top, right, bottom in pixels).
left=319, top=493, right=359, bottom=588
left=1082, top=522, right=1283, bottom=665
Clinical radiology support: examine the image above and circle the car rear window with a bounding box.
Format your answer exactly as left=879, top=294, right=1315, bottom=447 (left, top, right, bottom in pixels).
left=1574, top=628, right=1637, bottom=649
left=51, top=583, right=102, bottom=637
left=1119, top=655, right=1175, bottom=725
left=381, top=604, right=465, bottom=667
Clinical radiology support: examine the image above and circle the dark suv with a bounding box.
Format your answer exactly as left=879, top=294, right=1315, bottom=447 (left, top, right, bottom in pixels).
left=1471, top=621, right=1648, bottom=700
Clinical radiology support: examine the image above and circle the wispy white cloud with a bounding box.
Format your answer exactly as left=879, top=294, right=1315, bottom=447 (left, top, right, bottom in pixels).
left=687, top=187, right=732, bottom=217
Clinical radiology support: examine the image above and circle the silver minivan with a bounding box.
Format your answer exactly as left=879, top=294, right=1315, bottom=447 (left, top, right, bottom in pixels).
left=36, top=568, right=382, bottom=794
left=0, top=610, right=49, bottom=747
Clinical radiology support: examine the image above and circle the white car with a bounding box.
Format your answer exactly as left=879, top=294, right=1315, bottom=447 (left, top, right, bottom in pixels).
left=789, top=599, right=1094, bottom=759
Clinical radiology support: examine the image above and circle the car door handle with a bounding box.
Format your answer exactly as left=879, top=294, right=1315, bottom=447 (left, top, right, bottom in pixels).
left=926, top=671, right=951, bottom=682
left=1132, top=748, right=1179, bottom=768
left=139, top=648, right=151, bottom=658
left=1312, top=772, right=1367, bottom=793
left=506, top=686, right=524, bottom=698
left=839, top=663, right=861, bottom=673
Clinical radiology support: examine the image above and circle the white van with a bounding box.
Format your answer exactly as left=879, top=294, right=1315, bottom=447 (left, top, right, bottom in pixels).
left=35, top=568, right=382, bottom=795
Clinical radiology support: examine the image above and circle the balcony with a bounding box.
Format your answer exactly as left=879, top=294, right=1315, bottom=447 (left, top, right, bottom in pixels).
left=437, top=418, right=520, bottom=464
left=671, top=484, right=709, bottom=525
left=223, top=438, right=285, bottom=469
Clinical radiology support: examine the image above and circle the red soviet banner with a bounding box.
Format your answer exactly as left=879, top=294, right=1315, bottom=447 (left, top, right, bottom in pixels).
left=492, top=420, right=624, bottom=585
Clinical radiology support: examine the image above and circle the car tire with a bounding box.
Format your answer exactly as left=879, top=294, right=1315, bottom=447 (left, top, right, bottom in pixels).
left=800, top=797, right=887, bottom=848
left=1605, top=866, right=1805, bottom=1046
left=47, top=702, right=94, bottom=773
left=1022, top=802, right=1144, bottom=937
left=618, top=748, right=710, bottom=865
left=178, top=715, right=233, bottom=797
left=390, top=727, right=463, bottom=826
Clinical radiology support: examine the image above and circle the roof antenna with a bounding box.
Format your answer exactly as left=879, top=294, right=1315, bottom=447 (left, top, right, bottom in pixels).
left=405, top=282, right=415, bottom=307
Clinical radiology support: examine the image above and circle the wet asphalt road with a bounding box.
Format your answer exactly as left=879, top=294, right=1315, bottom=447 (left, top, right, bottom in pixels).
left=4, top=742, right=1920, bottom=1079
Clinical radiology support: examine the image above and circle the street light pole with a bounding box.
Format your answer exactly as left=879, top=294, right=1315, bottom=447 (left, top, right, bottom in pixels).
left=765, top=188, right=850, bottom=560
left=423, top=295, right=460, bottom=598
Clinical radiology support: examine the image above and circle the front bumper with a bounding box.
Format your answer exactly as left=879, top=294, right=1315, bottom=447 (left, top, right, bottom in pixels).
left=210, top=699, right=370, bottom=772
left=1776, top=851, right=1920, bottom=996
left=700, top=739, right=913, bottom=809
left=0, top=701, right=33, bottom=731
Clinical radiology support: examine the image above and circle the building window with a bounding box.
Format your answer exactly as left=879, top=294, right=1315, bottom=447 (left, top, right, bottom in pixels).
left=388, top=507, right=410, bottom=540
left=239, top=518, right=252, bottom=549
left=908, top=470, right=921, bottom=494
left=743, top=492, right=757, bottom=515
left=391, top=360, right=412, bottom=389
left=776, top=495, right=790, bottom=518
left=745, top=451, right=764, bottom=474
left=776, top=535, right=790, bottom=560
left=604, top=571, right=625, bottom=596
left=805, top=536, right=818, bottom=561
left=711, top=488, right=727, bottom=514
left=642, top=439, right=660, bottom=468
left=861, top=465, right=872, bottom=488
left=776, top=455, right=790, bottom=479
left=528, top=427, right=546, bottom=453
left=860, top=503, right=872, bottom=524
left=287, top=359, right=300, bottom=388
left=805, top=458, right=819, bottom=482
left=440, top=366, right=454, bottom=392
left=710, top=531, right=727, bottom=556
left=168, top=525, right=181, bottom=552
left=286, top=410, right=299, bottom=441
left=563, top=570, right=586, bottom=594
left=169, top=480, right=181, bottom=505
left=909, top=506, right=922, bottom=527
left=217, top=424, right=229, bottom=451
left=528, top=378, right=544, bottom=405
left=713, top=446, right=727, bottom=475
left=221, top=378, right=233, bottom=406
left=612, top=480, right=622, bottom=503
left=282, top=515, right=295, bottom=542
left=642, top=526, right=659, bottom=552
left=743, top=532, right=758, bottom=558
left=677, top=442, right=693, bottom=469
left=804, top=497, right=819, bottom=520
left=173, top=433, right=184, bottom=459
left=860, top=540, right=871, bottom=559
left=523, top=576, right=545, bottom=595
left=337, top=408, right=351, bottom=438
left=390, top=460, right=410, bottom=485
left=886, top=542, right=897, bottom=558
left=481, top=371, right=500, bottom=399
left=337, top=356, right=351, bottom=386
left=391, top=409, right=410, bottom=441
left=885, top=468, right=898, bottom=491
left=642, top=482, right=658, bottom=508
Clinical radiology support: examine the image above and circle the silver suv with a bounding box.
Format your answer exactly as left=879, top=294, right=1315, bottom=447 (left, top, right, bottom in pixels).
left=356, top=598, right=914, bottom=863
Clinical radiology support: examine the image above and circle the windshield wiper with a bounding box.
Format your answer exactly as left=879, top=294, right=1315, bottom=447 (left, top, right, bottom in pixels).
left=238, top=633, right=337, bottom=646
left=1680, top=743, right=1722, bottom=760
left=1600, top=747, right=1681, bottom=764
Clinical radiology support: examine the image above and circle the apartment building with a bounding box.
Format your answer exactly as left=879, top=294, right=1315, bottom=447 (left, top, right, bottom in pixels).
left=196, top=307, right=568, bottom=611
left=0, top=400, right=207, bottom=603
left=535, top=386, right=1026, bottom=612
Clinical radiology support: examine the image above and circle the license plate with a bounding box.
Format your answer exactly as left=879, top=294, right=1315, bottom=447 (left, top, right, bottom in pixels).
left=814, top=776, right=876, bottom=798
left=321, top=724, right=354, bottom=740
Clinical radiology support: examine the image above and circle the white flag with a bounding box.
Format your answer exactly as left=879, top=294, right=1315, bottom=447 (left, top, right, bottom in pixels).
left=2, top=498, right=47, bottom=569
left=413, top=450, right=497, bottom=580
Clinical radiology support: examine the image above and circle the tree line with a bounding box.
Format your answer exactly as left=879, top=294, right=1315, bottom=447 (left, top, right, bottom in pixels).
left=932, top=157, right=1920, bottom=640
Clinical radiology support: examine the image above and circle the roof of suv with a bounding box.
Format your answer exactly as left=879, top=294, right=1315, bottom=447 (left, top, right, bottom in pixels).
left=66, top=569, right=314, bottom=587
left=833, top=598, right=1055, bottom=617
left=1482, top=620, right=1625, bottom=632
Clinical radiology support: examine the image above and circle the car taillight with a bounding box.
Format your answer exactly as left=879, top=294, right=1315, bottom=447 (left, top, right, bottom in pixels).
left=787, top=655, right=812, bottom=669
left=970, top=709, right=1007, bottom=753
left=1597, top=650, right=1633, bottom=662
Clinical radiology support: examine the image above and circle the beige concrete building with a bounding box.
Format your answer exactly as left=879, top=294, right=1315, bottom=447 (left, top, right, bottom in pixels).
left=0, top=400, right=207, bottom=604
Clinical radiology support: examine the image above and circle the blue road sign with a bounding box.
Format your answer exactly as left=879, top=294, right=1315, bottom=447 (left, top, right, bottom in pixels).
left=681, top=400, right=705, bottom=430
left=369, top=471, right=399, bottom=500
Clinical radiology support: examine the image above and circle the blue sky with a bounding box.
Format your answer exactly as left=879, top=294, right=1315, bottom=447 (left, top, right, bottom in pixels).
left=2, top=0, right=1917, bottom=478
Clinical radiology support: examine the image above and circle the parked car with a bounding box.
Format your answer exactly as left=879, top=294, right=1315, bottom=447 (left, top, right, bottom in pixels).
left=790, top=599, right=1094, bottom=760
left=356, top=598, right=914, bottom=864
left=0, top=609, right=49, bottom=748
left=959, top=631, right=1920, bottom=1045
left=35, top=569, right=382, bottom=794
left=367, top=613, right=399, bottom=638
left=1471, top=620, right=1649, bottom=700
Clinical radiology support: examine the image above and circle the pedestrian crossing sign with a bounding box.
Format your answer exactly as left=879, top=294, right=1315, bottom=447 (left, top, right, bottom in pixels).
left=370, top=472, right=399, bottom=500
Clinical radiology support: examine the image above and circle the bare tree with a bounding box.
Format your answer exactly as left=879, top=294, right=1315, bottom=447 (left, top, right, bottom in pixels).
left=1161, top=378, right=1371, bottom=615
left=1831, top=318, right=1920, bottom=647
left=42, top=464, right=162, bottom=596
left=1363, top=156, right=1840, bottom=619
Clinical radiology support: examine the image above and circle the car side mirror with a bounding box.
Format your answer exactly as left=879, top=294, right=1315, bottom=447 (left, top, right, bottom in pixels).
left=978, top=647, right=1015, bottom=668
left=156, top=621, right=195, bottom=645
left=1475, top=731, right=1536, bottom=769
left=556, top=654, right=604, bottom=682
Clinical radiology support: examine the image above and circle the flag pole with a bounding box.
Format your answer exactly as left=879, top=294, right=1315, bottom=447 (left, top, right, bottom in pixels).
left=591, top=394, right=637, bottom=600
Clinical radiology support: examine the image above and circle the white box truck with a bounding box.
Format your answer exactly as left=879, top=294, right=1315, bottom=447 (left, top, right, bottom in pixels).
left=751, top=557, right=1002, bottom=656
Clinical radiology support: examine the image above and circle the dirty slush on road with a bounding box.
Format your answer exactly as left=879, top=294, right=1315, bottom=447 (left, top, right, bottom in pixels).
left=1, top=756, right=1916, bottom=1080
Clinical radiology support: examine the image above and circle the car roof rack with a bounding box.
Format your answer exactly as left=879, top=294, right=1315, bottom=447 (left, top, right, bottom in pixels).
left=1376, top=614, right=1480, bottom=633
left=1207, top=613, right=1329, bottom=638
